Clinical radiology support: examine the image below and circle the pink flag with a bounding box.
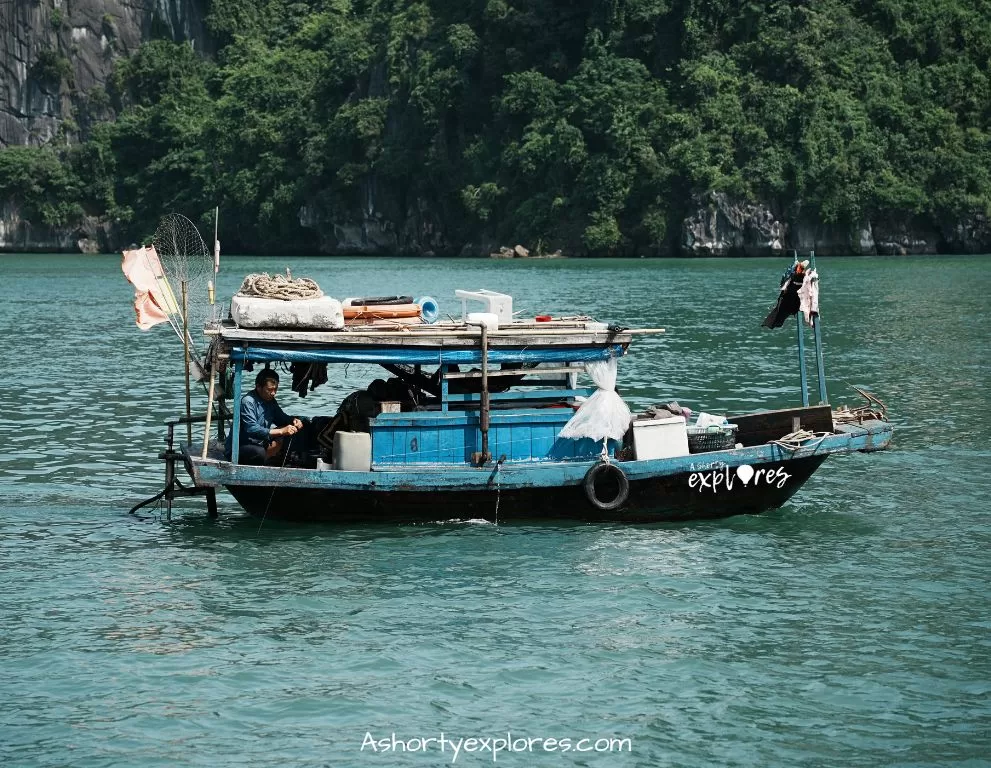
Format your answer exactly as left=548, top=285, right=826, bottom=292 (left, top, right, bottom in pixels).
left=121, top=245, right=172, bottom=330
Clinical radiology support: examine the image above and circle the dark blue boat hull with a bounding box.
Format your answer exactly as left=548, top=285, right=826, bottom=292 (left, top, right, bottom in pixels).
left=225, top=455, right=828, bottom=523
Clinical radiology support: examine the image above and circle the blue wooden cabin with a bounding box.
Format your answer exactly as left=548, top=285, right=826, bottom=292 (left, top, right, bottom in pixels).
left=226, top=338, right=628, bottom=468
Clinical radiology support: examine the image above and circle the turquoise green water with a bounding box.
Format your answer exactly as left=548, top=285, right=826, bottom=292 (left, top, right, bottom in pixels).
left=1, top=254, right=989, bottom=766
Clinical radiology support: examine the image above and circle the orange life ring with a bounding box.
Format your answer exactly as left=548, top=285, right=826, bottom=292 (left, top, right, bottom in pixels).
left=342, top=303, right=422, bottom=320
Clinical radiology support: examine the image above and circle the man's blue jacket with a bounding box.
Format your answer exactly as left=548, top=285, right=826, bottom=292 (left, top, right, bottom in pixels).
left=224, top=391, right=292, bottom=458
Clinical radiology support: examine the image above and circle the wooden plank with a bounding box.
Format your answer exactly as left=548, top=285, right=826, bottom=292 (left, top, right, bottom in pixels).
left=726, top=405, right=834, bottom=447
left=445, top=388, right=593, bottom=402
left=443, top=365, right=583, bottom=380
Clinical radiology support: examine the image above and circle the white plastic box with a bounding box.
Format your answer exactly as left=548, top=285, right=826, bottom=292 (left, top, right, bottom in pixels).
left=333, top=431, right=371, bottom=471
left=455, top=289, right=513, bottom=324
left=632, top=415, right=689, bottom=460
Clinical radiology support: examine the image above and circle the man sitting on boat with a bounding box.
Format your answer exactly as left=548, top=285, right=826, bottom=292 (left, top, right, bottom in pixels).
left=225, top=369, right=304, bottom=465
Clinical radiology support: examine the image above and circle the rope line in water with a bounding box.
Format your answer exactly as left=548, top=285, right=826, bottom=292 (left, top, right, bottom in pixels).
left=258, top=435, right=295, bottom=533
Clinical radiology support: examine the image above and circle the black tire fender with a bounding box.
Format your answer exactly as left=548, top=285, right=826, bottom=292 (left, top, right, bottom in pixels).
left=583, top=462, right=630, bottom=511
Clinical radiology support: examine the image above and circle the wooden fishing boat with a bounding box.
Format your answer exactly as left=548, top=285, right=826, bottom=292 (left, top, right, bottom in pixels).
left=133, top=265, right=892, bottom=524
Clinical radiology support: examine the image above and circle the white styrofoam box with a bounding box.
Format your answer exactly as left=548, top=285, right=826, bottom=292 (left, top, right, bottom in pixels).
left=231, top=294, right=344, bottom=329
left=333, top=431, right=371, bottom=471
left=632, top=414, right=689, bottom=460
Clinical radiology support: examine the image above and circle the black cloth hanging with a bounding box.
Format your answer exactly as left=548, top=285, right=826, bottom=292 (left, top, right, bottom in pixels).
left=761, top=269, right=805, bottom=329
left=290, top=362, right=329, bottom=397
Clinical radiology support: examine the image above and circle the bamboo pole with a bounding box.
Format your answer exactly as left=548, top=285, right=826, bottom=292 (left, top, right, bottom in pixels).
left=796, top=313, right=809, bottom=407
left=201, top=364, right=216, bottom=459
left=813, top=314, right=828, bottom=404
left=182, top=280, right=192, bottom=445
left=213, top=206, right=219, bottom=273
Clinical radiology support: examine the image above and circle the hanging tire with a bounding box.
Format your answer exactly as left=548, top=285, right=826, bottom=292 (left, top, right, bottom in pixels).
left=583, top=462, right=630, bottom=511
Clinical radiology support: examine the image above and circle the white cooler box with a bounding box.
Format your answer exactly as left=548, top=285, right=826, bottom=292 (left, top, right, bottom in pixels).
left=632, top=415, right=689, bottom=460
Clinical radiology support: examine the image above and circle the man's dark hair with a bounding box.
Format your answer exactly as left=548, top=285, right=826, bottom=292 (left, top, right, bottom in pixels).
left=255, top=369, right=279, bottom=387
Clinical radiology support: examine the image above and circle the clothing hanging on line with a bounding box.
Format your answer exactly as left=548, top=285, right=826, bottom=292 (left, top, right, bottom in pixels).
left=761, top=265, right=805, bottom=329
left=290, top=362, right=329, bottom=397
left=797, top=268, right=819, bottom=325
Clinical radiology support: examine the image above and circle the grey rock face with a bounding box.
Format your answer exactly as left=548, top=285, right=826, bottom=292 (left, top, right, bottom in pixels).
left=941, top=212, right=991, bottom=254
left=0, top=200, right=113, bottom=251
left=0, top=0, right=209, bottom=148
left=0, top=202, right=72, bottom=250
left=682, top=192, right=786, bottom=257
left=300, top=175, right=456, bottom=256
left=872, top=218, right=940, bottom=255
left=787, top=219, right=874, bottom=256
left=681, top=194, right=990, bottom=256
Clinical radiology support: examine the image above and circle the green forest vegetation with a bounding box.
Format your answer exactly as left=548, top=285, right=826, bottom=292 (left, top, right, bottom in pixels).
left=4, top=0, right=990, bottom=254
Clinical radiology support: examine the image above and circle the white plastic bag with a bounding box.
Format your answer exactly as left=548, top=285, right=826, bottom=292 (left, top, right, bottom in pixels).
left=558, top=357, right=632, bottom=442
left=695, top=411, right=727, bottom=429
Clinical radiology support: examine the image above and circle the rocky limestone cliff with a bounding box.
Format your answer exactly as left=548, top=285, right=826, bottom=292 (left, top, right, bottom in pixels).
left=299, top=177, right=449, bottom=256
left=0, top=0, right=209, bottom=148
left=681, top=193, right=991, bottom=257
left=939, top=212, right=991, bottom=254
left=0, top=200, right=114, bottom=251
left=299, top=61, right=462, bottom=257
left=3, top=3, right=988, bottom=257
left=682, top=192, right=787, bottom=257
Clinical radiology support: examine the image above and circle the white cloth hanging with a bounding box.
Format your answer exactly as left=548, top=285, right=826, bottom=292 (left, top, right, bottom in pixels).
left=798, top=268, right=819, bottom=325
left=558, top=356, right=632, bottom=442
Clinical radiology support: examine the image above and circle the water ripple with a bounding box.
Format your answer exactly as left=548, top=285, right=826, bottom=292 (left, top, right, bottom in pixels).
left=1, top=254, right=989, bottom=766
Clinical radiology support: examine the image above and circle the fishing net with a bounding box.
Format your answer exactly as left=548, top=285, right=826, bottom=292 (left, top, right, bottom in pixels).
left=152, top=214, right=214, bottom=360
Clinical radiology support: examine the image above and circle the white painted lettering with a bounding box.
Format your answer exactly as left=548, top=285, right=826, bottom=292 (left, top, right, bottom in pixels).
left=689, top=465, right=791, bottom=494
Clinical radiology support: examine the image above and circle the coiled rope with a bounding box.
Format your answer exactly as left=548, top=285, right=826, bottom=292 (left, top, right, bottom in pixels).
left=238, top=271, right=323, bottom=301
left=770, top=429, right=830, bottom=451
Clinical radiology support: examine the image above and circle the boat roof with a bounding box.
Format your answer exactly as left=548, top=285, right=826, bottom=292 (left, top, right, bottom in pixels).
left=207, top=318, right=650, bottom=366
